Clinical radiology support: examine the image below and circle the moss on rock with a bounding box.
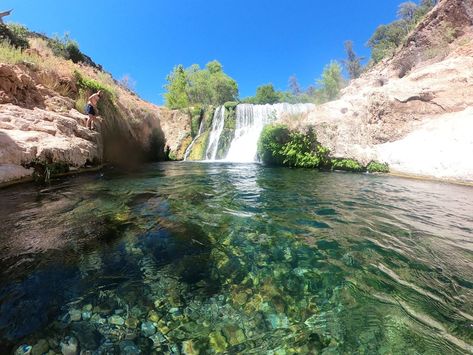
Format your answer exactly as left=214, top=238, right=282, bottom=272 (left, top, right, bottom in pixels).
left=187, top=131, right=210, bottom=161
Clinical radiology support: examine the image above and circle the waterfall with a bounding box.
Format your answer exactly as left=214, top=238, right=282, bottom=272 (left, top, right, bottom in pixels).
left=225, top=103, right=315, bottom=162
left=183, top=118, right=205, bottom=161
left=205, top=106, right=226, bottom=160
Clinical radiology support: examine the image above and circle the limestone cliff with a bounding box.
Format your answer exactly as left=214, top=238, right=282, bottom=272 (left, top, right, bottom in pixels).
left=285, top=0, right=473, bottom=182
left=0, top=33, right=191, bottom=185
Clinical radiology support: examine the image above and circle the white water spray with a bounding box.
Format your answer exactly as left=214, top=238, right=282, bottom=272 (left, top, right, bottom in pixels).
left=225, top=103, right=315, bottom=162
left=205, top=106, right=226, bottom=161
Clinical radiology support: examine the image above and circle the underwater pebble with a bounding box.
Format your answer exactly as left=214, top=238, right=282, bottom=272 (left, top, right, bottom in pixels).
left=108, top=315, right=125, bottom=326
left=222, top=325, right=246, bottom=346
left=60, top=336, right=78, bottom=355
left=267, top=314, right=289, bottom=329
left=181, top=340, right=199, bottom=355
left=141, top=321, right=156, bottom=337
left=119, top=340, right=141, bottom=354
left=149, top=332, right=166, bottom=347
left=82, top=311, right=92, bottom=320
left=90, top=313, right=106, bottom=325
left=169, top=307, right=179, bottom=314
left=15, top=345, right=32, bottom=355
left=31, top=339, right=49, bottom=355
left=148, top=310, right=160, bottom=322
left=69, top=309, right=82, bottom=322
left=125, top=317, right=140, bottom=329
left=209, top=331, right=228, bottom=352
left=82, top=304, right=93, bottom=312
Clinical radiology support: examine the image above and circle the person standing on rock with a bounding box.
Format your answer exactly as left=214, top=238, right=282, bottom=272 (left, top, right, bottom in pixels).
left=85, top=90, right=102, bottom=130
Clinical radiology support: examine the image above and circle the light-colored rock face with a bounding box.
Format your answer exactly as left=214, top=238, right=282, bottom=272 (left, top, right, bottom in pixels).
left=157, top=108, right=192, bottom=160
left=286, top=0, right=473, bottom=183
left=0, top=104, right=102, bottom=183
left=376, top=107, right=473, bottom=181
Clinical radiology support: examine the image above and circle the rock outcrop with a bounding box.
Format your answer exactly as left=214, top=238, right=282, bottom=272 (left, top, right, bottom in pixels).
left=287, top=0, right=473, bottom=183
left=0, top=104, right=102, bottom=183
left=0, top=53, right=192, bottom=184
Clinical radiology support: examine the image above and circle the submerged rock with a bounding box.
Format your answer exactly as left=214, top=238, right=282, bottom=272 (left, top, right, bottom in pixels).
left=267, top=314, right=289, bottom=329
left=208, top=331, right=228, bottom=353
left=141, top=321, right=157, bottom=337
left=68, top=309, right=82, bottom=322
left=125, top=317, right=140, bottom=329
left=31, top=339, right=49, bottom=355
left=222, top=325, right=246, bottom=346
left=60, top=336, right=78, bottom=355
left=108, top=315, right=125, bottom=326
left=181, top=340, right=199, bottom=355
left=119, top=340, right=141, bottom=354
left=15, top=345, right=32, bottom=355
left=148, top=310, right=160, bottom=323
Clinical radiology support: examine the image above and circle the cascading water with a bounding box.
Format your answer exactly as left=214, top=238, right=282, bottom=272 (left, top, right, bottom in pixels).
left=204, top=106, right=226, bottom=160
left=225, top=103, right=315, bottom=162
left=183, top=119, right=205, bottom=161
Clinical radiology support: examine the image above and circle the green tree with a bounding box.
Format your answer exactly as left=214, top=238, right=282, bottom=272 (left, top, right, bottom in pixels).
left=367, top=21, right=408, bottom=63
left=342, top=41, right=363, bottom=80
left=164, top=60, right=238, bottom=109
left=414, top=0, right=437, bottom=20
left=253, top=84, right=281, bottom=104
left=317, top=61, right=344, bottom=102
left=164, top=65, right=189, bottom=109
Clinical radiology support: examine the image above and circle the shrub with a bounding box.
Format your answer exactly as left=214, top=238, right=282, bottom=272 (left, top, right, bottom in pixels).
left=258, top=124, right=291, bottom=165
left=367, top=161, right=389, bottom=173
left=258, top=124, right=330, bottom=168
left=48, top=34, right=85, bottom=63
left=280, top=131, right=322, bottom=168
left=4, top=23, right=30, bottom=49
left=74, top=70, right=115, bottom=98
left=0, top=24, right=29, bottom=49
left=331, top=159, right=365, bottom=172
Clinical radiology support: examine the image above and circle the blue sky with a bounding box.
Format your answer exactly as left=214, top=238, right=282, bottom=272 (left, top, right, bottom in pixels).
left=3, top=0, right=403, bottom=105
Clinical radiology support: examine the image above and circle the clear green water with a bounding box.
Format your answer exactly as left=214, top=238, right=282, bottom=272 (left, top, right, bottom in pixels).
left=0, top=162, right=472, bottom=354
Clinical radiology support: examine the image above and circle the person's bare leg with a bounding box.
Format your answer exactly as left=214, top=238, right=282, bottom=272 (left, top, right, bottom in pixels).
left=87, top=114, right=94, bottom=129
left=90, top=116, right=96, bottom=130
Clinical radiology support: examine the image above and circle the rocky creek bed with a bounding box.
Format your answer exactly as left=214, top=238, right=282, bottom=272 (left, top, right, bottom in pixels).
left=0, top=162, right=472, bottom=354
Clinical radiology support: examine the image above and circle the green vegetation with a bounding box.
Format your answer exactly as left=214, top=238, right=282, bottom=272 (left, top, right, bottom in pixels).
left=2, top=23, right=29, bottom=49
left=187, top=132, right=210, bottom=161
left=367, top=0, right=437, bottom=63
left=258, top=124, right=389, bottom=173
left=189, top=106, right=204, bottom=138
left=367, top=161, right=390, bottom=173
left=242, top=84, right=281, bottom=104
left=343, top=41, right=363, bottom=80
left=48, top=33, right=86, bottom=64
left=316, top=61, right=344, bottom=103
left=257, top=124, right=330, bottom=168
left=74, top=70, right=116, bottom=114
left=331, top=159, right=364, bottom=172
left=164, top=60, right=238, bottom=109
left=0, top=39, right=33, bottom=64
left=243, top=62, right=344, bottom=106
